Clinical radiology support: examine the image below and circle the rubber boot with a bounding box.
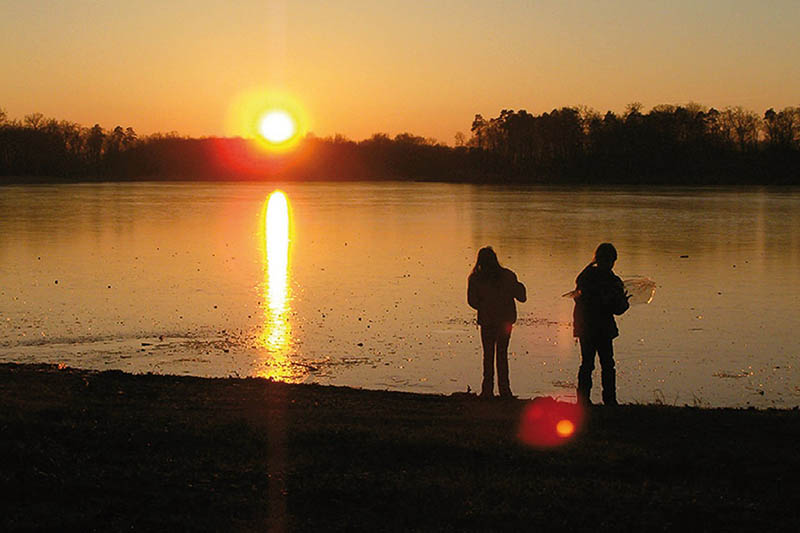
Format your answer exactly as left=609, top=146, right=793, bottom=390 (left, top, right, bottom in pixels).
left=577, top=368, right=593, bottom=406
left=601, top=369, right=617, bottom=406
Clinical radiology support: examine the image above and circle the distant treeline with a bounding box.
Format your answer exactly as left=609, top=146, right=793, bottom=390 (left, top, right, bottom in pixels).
left=1, top=103, right=799, bottom=185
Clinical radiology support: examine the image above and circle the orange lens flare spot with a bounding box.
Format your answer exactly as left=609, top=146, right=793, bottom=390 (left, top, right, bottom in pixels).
left=556, top=419, right=575, bottom=437
left=518, top=397, right=584, bottom=448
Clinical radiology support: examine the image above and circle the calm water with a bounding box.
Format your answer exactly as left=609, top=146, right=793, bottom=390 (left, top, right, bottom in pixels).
left=1, top=182, right=798, bottom=407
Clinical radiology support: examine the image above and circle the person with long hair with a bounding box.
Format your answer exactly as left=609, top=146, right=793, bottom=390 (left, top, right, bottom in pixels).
left=572, top=243, right=630, bottom=406
left=467, top=246, right=527, bottom=398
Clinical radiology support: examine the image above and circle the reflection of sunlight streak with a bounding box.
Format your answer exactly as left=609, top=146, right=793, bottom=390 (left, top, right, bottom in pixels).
left=267, top=192, right=289, bottom=314
left=260, top=190, right=291, bottom=533
left=258, top=190, right=293, bottom=380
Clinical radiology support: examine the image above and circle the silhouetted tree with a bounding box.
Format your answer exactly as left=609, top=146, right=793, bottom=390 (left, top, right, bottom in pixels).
left=86, top=124, right=105, bottom=171
left=466, top=103, right=797, bottom=184
left=123, top=127, right=138, bottom=148
left=23, top=113, right=45, bottom=130
left=764, top=107, right=798, bottom=149
left=718, top=107, right=760, bottom=151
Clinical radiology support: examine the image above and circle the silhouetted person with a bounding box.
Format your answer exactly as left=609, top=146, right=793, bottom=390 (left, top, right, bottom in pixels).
left=468, top=247, right=527, bottom=398
left=572, top=243, right=630, bottom=406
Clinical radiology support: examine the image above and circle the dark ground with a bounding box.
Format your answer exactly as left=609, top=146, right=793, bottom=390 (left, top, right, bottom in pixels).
left=1, top=363, right=798, bottom=531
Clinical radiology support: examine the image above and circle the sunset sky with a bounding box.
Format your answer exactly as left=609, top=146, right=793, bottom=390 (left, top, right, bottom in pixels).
left=2, top=0, right=799, bottom=144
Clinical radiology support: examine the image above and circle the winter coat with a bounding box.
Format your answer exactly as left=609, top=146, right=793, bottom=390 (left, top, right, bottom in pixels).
left=468, top=267, right=527, bottom=327
left=572, top=264, right=629, bottom=339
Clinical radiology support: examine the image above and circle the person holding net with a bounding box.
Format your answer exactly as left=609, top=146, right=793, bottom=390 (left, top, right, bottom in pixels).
left=571, top=243, right=630, bottom=406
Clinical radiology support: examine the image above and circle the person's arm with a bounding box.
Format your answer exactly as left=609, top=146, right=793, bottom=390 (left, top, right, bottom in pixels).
left=505, top=270, right=526, bottom=303
left=467, top=276, right=480, bottom=310
left=515, top=279, right=527, bottom=303
left=612, top=277, right=630, bottom=315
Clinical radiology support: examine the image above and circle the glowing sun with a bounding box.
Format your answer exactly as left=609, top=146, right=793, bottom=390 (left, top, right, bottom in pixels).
left=258, top=110, right=296, bottom=144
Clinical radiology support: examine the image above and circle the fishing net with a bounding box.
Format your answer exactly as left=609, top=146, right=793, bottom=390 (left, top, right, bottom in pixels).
left=622, top=277, right=656, bottom=305
left=562, top=277, right=656, bottom=305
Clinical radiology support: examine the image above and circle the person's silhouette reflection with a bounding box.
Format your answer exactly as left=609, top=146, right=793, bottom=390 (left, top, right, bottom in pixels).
left=468, top=247, right=526, bottom=398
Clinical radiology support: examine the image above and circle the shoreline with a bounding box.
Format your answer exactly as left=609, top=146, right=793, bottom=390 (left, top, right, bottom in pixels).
left=2, top=362, right=798, bottom=530
left=4, top=176, right=800, bottom=188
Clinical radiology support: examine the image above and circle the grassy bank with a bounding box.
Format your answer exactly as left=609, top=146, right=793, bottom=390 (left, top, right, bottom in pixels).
left=1, top=363, right=798, bottom=531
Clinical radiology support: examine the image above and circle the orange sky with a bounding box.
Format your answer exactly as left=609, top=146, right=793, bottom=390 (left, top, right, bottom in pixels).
left=2, top=1, right=799, bottom=144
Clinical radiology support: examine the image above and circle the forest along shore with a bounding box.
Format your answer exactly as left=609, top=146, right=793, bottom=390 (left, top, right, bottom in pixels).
left=2, top=363, right=798, bottom=530
left=3, top=105, right=800, bottom=185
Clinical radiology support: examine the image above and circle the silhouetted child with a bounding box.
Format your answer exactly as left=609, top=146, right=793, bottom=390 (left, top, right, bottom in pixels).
left=468, top=247, right=527, bottom=398
left=572, top=243, right=630, bottom=406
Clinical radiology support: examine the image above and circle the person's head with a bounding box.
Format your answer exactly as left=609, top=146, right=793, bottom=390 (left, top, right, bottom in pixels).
left=593, top=242, right=618, bottom=269
left=472, top=246, right=501, bottom=277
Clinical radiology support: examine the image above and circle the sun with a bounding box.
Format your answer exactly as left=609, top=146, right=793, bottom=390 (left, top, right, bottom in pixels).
left=225, top=88, right=309, bottom=154
left=258, top=110, right=297, bottom=144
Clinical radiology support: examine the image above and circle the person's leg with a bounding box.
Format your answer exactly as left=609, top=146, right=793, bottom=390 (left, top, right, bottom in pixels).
left=577, top=337, right=596, bottom=404
left=480, top=325, right=497, bottom=396
left=598, top=337, right=617, bottom=405
left=496, top=324, right=512, bottom=397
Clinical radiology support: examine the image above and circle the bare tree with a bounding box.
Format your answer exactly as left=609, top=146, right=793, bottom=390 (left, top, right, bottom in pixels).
left=719, top=107, right=760, bottom=150
left=24, top=112, right=45, bottom=130
left=764, top=107, right=798, bottom=148
left=624, top=102, right=643, bottom=121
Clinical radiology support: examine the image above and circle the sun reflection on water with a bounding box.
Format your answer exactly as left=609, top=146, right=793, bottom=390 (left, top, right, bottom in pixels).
left=258, top=190, right=294, bottom=380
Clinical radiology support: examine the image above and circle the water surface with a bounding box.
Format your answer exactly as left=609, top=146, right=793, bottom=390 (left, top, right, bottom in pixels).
left=1, top=182, right=798, bottom=407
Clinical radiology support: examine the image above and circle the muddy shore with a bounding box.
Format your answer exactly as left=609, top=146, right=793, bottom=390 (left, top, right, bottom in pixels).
left=2, top=363, right=798, bottom=531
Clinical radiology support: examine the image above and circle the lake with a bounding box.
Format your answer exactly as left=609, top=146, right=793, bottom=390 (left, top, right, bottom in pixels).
left=1, top=182, right=798, bottom=407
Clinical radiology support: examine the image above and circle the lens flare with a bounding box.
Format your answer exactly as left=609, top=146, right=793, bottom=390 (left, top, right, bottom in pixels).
left=518, top=397, right=584, bottom=448
left=556, top=419, right=575, bottom=438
